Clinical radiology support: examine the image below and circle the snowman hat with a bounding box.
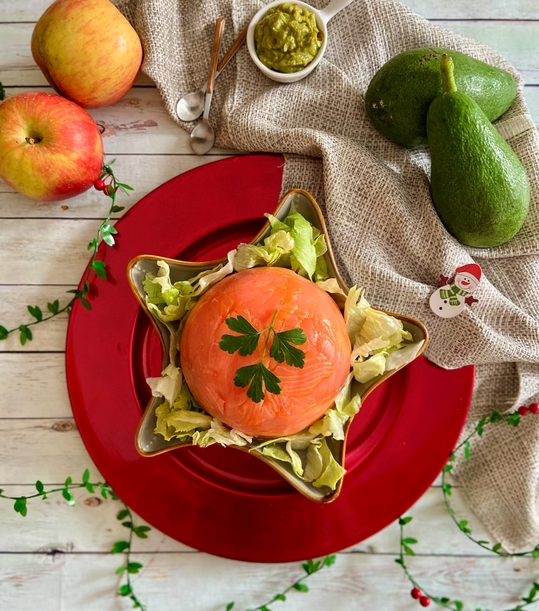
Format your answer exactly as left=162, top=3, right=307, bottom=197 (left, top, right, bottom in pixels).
left=455, top=263, right=482, bottom=283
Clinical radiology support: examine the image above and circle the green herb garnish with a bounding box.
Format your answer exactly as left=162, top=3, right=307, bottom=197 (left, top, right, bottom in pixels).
left=219, top=310, right=306, bottom=402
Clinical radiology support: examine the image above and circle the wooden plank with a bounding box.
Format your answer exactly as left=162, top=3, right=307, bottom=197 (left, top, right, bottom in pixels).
left=0, top=354, right=71, bottom=417
left=0, top=551, right=536, bottom=610
left=2, top=22, right=539, bottom=87
left=0, top=286, right=70, bottom=352
left=0, top=419, right=97, bottom=483
left=0, top=154, right=233, bottom=217
left=437, top=21, right=539, bottom=85
left=1, top=0, right=538, bottom=24
left=0, top=486, right=194, bottom=553
left=406, top=0, right=539, bottom=19
left=0, top=85, right=236, bottom=155
left=0, top=219, right=103, bottom=285
left=0, top=484, right=491, bottom=556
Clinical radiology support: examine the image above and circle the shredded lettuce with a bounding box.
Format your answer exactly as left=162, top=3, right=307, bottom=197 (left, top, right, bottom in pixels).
left=234, top=207, right=328, bottom=281
left=146, top=363, right=183, bottom=405
left=261, top=441, right=304, bottom=477
left=305, top=438, right=346, bottom=489
left=192, top=420, right=252, bottom=448
left=143, top=252, right=236, bottom=324
left=344, top=286, right=415, bottom=386
left=234, top=230, right=294, bottom=271
left=251, top=374, right=360, bottom=489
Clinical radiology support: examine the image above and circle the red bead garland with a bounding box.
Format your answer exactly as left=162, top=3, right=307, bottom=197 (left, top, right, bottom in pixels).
left=411, top=588, right=422, bottom=599
left=419, top=596, right=431, bottom=607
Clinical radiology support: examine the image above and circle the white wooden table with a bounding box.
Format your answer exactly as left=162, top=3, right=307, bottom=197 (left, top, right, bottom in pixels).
left=0, top=1, right=537, bottom=609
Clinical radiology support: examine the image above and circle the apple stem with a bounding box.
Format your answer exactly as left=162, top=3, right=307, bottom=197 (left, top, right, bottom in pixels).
left=0, top=82, right=4, bottom=101
left=25, top=136, right=42, bottom=145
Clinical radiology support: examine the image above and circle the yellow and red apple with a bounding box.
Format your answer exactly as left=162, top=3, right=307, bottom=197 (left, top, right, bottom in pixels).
left=32, top=0, right=143, bottom=109
left=0, top=92, right=104, bottom=201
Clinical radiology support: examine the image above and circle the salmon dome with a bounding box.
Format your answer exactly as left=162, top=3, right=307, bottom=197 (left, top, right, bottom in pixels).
left=180, top=267, right=351, bottom=438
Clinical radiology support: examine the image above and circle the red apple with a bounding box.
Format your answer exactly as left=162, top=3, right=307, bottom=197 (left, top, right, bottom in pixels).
left=0, top=91, right=104, bottom=201
left=31, top=0, right=143, bottom=109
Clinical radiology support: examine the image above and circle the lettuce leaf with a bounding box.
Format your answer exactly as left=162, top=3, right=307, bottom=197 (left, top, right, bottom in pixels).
left=193, top=249, right=236, bottom=296
left=154, top=401, right=178, bottom=441
left=165, top=409, right=212, bottom=433
left=146, top=363, right=183, bottom=405
left=261, top=440, right=304, bottom=477
left=255, top=431, right=316, bottom=451
left=192, top=419, right=252, bottom=448
left=308, top=409, right=349, bottom=440
left=384, top=340, right=425, bottom=373
left=317, top=278, right=347, bottom=297
left=234, top=231, right=294, bottom=271
left=304, top=438, right=346, bottom=489
left=286, top=212, right=318, bottom=279
left=352, top=352, right=387, bottom=384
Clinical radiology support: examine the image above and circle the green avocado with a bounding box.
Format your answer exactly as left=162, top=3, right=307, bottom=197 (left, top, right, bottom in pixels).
left=365, top=47, right=516, bottom=147
left=427, top=55, right=530, bottom=248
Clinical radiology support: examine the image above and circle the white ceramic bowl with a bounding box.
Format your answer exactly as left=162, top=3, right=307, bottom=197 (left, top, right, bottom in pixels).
left=247, top=0, right=347, bottom=83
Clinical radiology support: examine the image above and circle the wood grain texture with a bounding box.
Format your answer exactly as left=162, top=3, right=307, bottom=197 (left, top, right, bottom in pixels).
left=0, top=354, right=70, bottom=417
left=0, top=154, right=232, bottom=217
left=0, top=286, right=71, bottom=352
left=1, top=0, right=538, bottom=21
left=1, top=22, right=539, bottom=87
left=0, top=551, right=537, bottom=611
left=0, top=485, right=487, bottom=555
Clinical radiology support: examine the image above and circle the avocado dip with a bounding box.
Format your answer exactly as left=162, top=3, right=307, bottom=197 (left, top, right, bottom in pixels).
left=254, top=3, right=323, bottom=73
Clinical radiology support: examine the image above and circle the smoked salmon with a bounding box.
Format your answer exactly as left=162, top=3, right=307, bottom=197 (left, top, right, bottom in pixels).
left=180, top=267, right=352, bottom=438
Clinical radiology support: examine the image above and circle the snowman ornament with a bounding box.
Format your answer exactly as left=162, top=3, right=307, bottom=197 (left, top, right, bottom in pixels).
left=429, top=263, right=482, bottom=319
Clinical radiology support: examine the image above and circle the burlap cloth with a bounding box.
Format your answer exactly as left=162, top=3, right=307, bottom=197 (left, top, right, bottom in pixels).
left=114, top=0, right=539, bottom=552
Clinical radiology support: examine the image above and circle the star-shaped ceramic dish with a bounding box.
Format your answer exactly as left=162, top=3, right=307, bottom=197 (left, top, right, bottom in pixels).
left=127, top=188, right=428, bottom=503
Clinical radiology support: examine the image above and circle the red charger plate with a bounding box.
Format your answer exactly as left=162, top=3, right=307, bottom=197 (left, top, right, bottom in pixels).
left=66, top=154, right=474, bottom=563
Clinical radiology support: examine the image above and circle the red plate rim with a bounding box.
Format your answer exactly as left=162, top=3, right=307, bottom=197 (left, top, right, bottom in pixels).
left=66, top=154, right=474, bottom=563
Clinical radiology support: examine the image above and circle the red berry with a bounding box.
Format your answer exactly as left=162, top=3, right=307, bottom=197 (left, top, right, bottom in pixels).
left=518, top=405, right=529, bottom=416
left=529, top=403, right=539, bottom=414
left=419, top=596, right=431, bottom=607
left=411, top=588, right=422, bottom=600
left=94, top=179, right=105, bottom=191
left=103, top=184, right=118, bottom=197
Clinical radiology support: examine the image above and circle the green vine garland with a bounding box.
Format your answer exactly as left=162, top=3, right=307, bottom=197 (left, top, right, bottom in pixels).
left=0, top=160, right=132, bottom=345
left=0, top=472, right=148, bottom=610
left=396, top=404, right=539, bottom=611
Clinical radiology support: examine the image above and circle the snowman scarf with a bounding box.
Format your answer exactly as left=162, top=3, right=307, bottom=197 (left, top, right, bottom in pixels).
left=439, top=285, right=468, bottom=306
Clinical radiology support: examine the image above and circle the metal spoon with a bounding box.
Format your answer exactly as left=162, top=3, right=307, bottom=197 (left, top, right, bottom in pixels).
left=177, top=24, right=247, bottom=122
left=190, top=18, right=225, bottom=155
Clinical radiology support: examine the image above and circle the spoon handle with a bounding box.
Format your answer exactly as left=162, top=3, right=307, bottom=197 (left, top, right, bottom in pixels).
left=207, top=18, right=225, bottom=95
left=318, top=0, right=355, bottom=23
left=216, top=24, right=248, bottom=74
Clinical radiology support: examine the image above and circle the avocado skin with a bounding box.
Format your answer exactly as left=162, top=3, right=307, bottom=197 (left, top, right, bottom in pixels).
left=427, top=91, right=530, bottom=248
left=365, top=48, right=517, bottom=147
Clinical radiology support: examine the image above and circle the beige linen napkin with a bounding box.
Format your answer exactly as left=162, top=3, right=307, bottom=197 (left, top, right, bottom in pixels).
left=114, top=0, right=539, bottom=552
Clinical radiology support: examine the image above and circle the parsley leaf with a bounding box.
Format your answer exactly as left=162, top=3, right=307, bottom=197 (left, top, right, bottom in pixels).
left=219, top=316, right=261, bottom=356
left=270, top=328, right=306, bottom=368
left=225, top=315, right=258, bottom=335
left=234, top=363, right=281, bottom=403
left=220, top=310, right=305, bottom=403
